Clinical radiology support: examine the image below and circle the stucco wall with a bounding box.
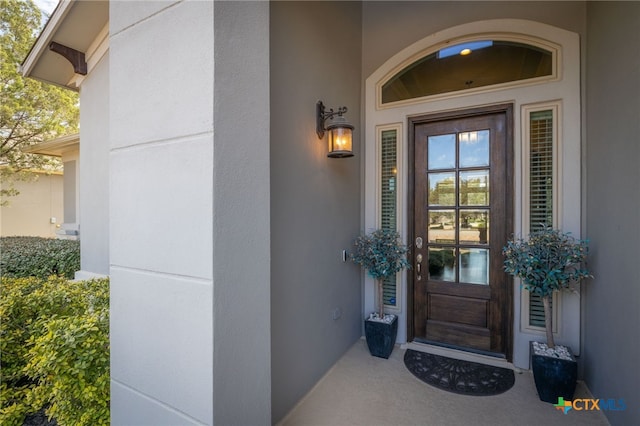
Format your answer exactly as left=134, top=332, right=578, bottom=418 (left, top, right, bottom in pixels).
left=584, top=2, right=640, bottom=424
left=0, top=173, right=63, bottom=237
left=362, top=1, right=586, bottom=78
left=109, top=1, right=214, bottom=424
left=109, top=1, right=271, bottom=425
left=213, top=2, right=271, bottom=425
left=79, top=51, right=110, bottom=275
left=62, top=160, right=76, bottom=224
left=270, top=2, right=363, bottom=423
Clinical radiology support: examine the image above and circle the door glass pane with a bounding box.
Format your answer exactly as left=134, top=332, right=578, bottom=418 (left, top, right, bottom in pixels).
left=428, top=172, right=456, bottom=206
left=428, top=247, right=456, bottom=282
left=459, top=210, right=489, bottom=244
left=459, top=130, right=490, bottom=167
left=428, top=210, right=455, bottom=243
left=460, top=170, right=489, bottom=206
left=428, top=134, right=456, bottom=169
left=459, top=248, right=489, bottom=284
left=424, top=121, right=495, bottom=286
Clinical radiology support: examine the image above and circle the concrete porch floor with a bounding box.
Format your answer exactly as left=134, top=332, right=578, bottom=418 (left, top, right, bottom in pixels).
left=278, top=340, right=610, bottom=426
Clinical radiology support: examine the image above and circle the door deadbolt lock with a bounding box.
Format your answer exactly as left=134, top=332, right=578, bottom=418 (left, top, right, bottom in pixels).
left=415, top=236, right=423, bottom=249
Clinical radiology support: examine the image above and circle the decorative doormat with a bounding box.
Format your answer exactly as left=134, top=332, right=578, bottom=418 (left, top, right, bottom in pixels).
left=404, top=349, right=515, bottom=396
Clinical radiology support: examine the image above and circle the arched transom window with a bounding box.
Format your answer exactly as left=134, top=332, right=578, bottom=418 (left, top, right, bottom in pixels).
left=381, top=38, right=556, bottom=105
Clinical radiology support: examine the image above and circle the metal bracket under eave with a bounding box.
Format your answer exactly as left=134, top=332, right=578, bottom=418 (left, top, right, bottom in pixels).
left=49, top=41, right=87, bottom=75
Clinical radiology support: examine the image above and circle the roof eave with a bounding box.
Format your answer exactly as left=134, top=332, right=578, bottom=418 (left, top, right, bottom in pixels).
left=23, top=133, right=80, bottom=157
left=20, top=1, right=109, bottom=91
left=20, top=0, right=75, bottom=85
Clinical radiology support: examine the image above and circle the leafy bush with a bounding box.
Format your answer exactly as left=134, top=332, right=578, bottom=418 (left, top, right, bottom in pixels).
left=0, top=237, right=80, bottom=279
left=0, top=276, right=109, bottom=426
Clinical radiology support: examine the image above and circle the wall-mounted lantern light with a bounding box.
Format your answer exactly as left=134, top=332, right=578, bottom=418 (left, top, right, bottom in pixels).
left=316, top=100, right=354, bottom=158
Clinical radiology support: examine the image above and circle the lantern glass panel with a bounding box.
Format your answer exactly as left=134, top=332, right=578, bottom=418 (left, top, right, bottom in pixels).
left=328, top=127, right=353, bottom=155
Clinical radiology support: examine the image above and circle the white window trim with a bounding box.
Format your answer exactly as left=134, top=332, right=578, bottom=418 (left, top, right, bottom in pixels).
left=376, top=33, right=561, bottom=110
left=520, top=101, right=564, bottom=335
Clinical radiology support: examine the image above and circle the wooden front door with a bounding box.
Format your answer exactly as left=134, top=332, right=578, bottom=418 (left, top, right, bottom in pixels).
left=409, top=104, right=513, bottom=358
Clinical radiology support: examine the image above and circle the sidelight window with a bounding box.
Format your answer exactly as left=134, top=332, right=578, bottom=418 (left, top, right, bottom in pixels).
left=523, top=104, right=560, bottom=330
left=379, top=126, right=401, bottom=307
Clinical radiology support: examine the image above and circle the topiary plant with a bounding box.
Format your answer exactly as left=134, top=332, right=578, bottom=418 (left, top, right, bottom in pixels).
left=503, top=226, right=591, bottom=348
left=350, top=229, right=410, bottom=319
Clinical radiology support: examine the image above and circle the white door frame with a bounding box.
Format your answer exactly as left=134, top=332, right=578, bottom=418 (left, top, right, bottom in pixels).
left=364, top=19, right=582, bottom=369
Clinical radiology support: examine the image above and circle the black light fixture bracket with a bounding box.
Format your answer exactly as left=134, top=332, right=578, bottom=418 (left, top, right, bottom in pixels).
left=316, top=101, right=348, bottom=139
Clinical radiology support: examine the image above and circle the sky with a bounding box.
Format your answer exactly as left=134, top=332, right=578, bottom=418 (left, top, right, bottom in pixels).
left=33, top=0, right=59, bottom=17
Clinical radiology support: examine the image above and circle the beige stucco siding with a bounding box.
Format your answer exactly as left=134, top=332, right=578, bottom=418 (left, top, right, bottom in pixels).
left=1, top=173, right=63, bottom=238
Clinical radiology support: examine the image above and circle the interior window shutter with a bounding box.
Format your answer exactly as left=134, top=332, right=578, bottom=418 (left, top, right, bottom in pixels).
left=528, top=110, right=554, bottom=327
left=381, top=129, right=398, bottom=306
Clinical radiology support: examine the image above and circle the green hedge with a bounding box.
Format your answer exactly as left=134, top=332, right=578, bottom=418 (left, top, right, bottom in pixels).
left=0, top=276, right=109, bottom=426
left=0, top=237, right=80, bottom=279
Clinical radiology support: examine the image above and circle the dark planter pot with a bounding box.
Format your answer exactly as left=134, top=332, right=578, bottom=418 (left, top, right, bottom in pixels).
left=364, top=315, right=398, bottom=359
left=530, top=342, right=577, bottom=403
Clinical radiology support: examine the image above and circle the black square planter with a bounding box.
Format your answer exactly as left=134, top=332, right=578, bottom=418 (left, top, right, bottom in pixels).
left=364, top=315, right=398, bottom=359
left=530, top=342, right=577, bottom=403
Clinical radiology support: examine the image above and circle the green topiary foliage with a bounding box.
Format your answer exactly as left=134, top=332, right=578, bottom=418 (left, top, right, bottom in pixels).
left=502, top=227, right=590, bottom=298
left=350, top=229, right=410, bottom=280
left=0, top=276, right=109, bottom=426
left=502, top=226, right=591, bottom=348
left=0, top=237, right=80, bottom=279
left=350, top=229, right=410, bottom=317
